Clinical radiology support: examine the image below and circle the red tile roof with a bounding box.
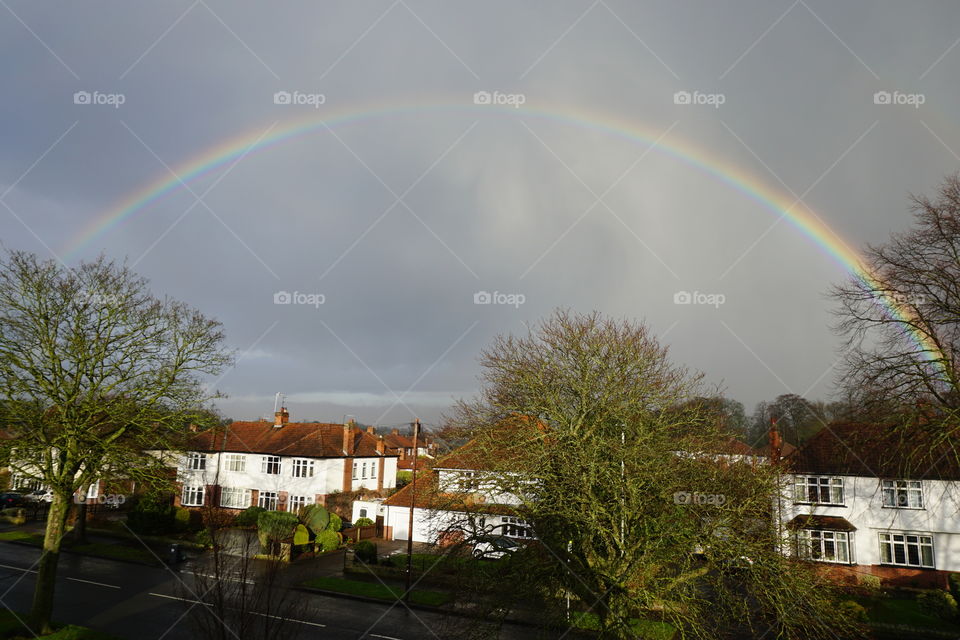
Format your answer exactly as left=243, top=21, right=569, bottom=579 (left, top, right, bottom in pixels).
left=383, top=471, right=520, bottom=516
left=789, top=422, right=960, bottom=480
left=187, top=422, right=397, bottom=459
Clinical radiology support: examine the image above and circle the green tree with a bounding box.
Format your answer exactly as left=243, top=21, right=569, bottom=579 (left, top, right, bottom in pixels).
left=449, top=310, right=861, bottom=639
left=0, top=251, right=232, bottom=632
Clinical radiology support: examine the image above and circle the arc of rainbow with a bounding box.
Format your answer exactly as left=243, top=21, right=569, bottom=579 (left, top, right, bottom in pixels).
left=61, top=102, right=944, bottom=366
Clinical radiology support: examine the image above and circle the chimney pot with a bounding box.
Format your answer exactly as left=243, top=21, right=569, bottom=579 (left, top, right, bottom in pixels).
left=274, top=407, right=289, bottom=427
left=366, top=426, right=375, bottom=434
left=391, top=428, right=399, bottom=435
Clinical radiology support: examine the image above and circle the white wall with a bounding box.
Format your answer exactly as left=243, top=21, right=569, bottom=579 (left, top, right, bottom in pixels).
left=782, top=474, right=960, bottom=571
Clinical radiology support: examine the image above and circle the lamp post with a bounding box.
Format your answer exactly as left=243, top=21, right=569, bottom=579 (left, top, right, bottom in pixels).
left=404, top=418, right=420, bottom=603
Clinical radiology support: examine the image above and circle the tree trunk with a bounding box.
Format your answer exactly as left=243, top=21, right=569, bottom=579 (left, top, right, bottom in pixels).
left=30, top=491, right=70, bottom=633
left=73, top=499, right=87, bottom=544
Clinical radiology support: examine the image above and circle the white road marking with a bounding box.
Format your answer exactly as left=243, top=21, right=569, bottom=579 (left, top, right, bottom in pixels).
left=147, top=593, right=326, bottom=627
left=371, top=634, right=404, bottom=640
left=66, top=577, right=120, bottom=589
left=0, top=563, right=35, bottom=574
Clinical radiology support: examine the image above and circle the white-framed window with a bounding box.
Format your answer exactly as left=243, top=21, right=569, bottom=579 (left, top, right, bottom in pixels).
left=261, top=455, right=281, bottom=475
left=796, top=530, right=851, bottom=564
left=258, top=491, right=278, bottom=510
left=362, top=462, right=368, bottom=479
left=292, top=458, right=314, bottom=478
left=880, top=532, right=934, bottom=568
left=288, top=495, right=313, bottom=511
left=86, top=482, right=99, bottom=499
left=499, top=516, right=533, bottom=538
left=225, top=454, right=246, bottom=472
left=794, top=476, right=844, bottom=505
left=882, top=480, right=924, bottom=509
left=11, top=473, right=43, bottom=491
left=371, top=461, right=377, bottom=479
left=186, top=453, right=206, bottom=470
left=352, top=462, right=358, bottom=479
left=219, top=487, right=251, bottom=509
left=359, top=508, right=368, bottom=519
left=461, top=471, right=479, bottom=491
left=181, top=486, right=204, bottom=507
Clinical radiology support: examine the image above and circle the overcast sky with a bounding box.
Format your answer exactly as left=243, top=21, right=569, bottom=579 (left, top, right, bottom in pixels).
left=2, top=1, right=959, bottom=428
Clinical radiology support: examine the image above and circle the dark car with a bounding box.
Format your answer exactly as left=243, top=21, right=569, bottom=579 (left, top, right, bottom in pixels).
left=0, top=493, right=24, bottom=508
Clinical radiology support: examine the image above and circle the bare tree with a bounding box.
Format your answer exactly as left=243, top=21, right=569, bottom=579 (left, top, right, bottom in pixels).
left=0, top=251, right=232, bottom=632
left=445, top=310, right=862, bottom=639
left=831, top=175, right=960, bottom=446
left=182, top=508, right=306, bottom=640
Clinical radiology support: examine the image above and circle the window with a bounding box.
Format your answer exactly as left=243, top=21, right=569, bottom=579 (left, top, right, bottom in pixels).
left=225, top=454, right=246, bottom=472
left=261, top=455, right=281, bottom=475
left=352, top=462, right=358, bottom=479
left=292, top=458, right=314, bottom=478
left=186, top=453, right=206, bottom=470
left=461, top=471, right=479, bottom=491
left=181, top=486, right=204, bottom=507
left=794, top=476, right=844, bottom=505
left=882, top=480, right=923, bottom=509
left=880, top=532, right=934, bottom=568
left=288, top=495, right=313, bottom=511
left=258, top=491, right=278, bottom=510
left=359, top=508, right=368, bottom=519
left=796, top=530, right=851, bottom=563
left=11, top=473, right=43, bottom=491
left=500, top=516, right=533, bottom=538
left=371, top=461, right=377, bottom=479
left=362, top=462, right=368, bottom=479
left=220, top=487, right=250, bottom=508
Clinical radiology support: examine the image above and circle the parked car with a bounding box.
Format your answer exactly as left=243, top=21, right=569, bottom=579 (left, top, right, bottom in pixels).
left=22, top=489, right=52, bottom=503
left=0, top=492, right=24, bottom=508
left=472, top=535, right=521, bottom=559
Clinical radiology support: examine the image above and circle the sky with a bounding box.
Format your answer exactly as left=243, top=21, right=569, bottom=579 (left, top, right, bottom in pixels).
left=2, top=1, right=959, bottom=428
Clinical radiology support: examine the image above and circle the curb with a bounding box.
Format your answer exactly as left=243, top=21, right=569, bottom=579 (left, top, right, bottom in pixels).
left=0, top=538, right=164, bottom=568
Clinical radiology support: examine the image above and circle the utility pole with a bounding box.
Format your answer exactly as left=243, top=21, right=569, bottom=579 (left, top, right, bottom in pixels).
left=404, top=418, right=420, bottom=603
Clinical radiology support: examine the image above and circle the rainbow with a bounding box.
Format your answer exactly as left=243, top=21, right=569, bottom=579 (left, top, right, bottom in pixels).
left=61, top=101, right=942, bottom=365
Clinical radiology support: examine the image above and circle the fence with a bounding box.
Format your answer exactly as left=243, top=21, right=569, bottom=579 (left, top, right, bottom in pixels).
left=341, top=524, right=377, bottom=542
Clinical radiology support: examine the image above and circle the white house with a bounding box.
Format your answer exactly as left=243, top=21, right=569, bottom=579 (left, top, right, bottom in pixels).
left=379, top=436, right=533, bottom=544
left=176, top=409, right=399, bottom=512
left=781, top=422, right=960, bottom=587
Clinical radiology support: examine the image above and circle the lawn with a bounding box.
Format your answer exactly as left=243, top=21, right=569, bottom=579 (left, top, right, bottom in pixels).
left=302, top=576, right=451, bottom=607
left=0, top=610, right=121, bottom=639
left=0, top=531, right=160, bottom=566
left=855, top=594, right=960, bottom=635
left=569, top=611, right=676, bottom=639
left=386, top=553, right=496, bottom=574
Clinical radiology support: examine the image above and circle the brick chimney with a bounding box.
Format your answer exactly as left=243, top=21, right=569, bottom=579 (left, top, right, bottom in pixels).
left=768, top=418, right=782, bottom=464
left=391, top=428, right=399, bottom=436
left=274, top=407, right=289, bottom=427
left=376, top=435, right=385, bottom=455
left=343, top=420, right=355, bottom=455
left=366, top=426, right=375, bottom=435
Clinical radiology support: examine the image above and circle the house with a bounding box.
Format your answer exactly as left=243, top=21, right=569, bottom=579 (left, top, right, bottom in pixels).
left=380, top=428, right=437, bottom=461
left=375, top=434, right=532, bottom=544
left=780, top=422, right=960, bottom=587
left=175, top=408, right=399, bottom=512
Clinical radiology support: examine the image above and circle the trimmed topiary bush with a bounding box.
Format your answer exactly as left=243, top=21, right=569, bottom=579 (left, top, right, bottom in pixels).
left=316, top=529, right=341, bottom=552
left=354, top=517, right=374, bottom=527
left=293, top=524, right=310, bottom=546
left=353, top=540, right=377, bottom=564
left=301, top=504, right=330, bottom=535
left=837, top=600, right=868, bottom=623
left=126, top=495, right=175, bottom=534
left=328, top=512, right=342, bottom=533
left=257, top=510, right=299, bottom=554
left=918, top=589, right=958, bottom=620
left=235, top=505, right=265, bottom=527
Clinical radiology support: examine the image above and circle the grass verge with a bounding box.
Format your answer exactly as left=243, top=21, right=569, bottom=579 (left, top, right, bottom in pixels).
left=0, top=531, right=160, bottom=566
left=0, top=610, right=121, bottom=639
left=569, top=611, right=676, bottom=639
left=302, top=576, right=451, bottom=607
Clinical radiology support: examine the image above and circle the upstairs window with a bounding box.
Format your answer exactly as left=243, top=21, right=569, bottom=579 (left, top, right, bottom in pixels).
left=352, top=462, right=358, bottom=479
left=225, top=454, right=246, bottom=472
left=181, top=486, right=204, bottom=507
left=794, top=476, right=843, bottom=505
left=261, top=455, right=281, bottom=475
left=292, top=458, right=314, bottom=478
left=882, top=480, right=923, bottom=509
left=370, top=461, right=377, bottom=479
left=362, top=462, right=368, bottom=479
left=186, top=453, right=206, bottom=470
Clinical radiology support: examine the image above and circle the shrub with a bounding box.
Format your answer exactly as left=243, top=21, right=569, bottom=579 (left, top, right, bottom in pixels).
left=0, top=508, right=25, bottom=525
left=257, top=510, right=299, bottom=554
left=193, top=529, right=213, bottom=548
left=234, top=505, right=265, bottom=527
left=301, top=504, right=330, bottom=535
left=837, top=600, right=868, bottom=623
left=328, top=512, right=342, bottom=533
left=949, top=573, right=960, bottom=602
left=918, top=589, right=958, bottom=620
left=857, top=573, right=881, bottom=594
left=354, top=540, right=377, bottom=564
left=354, top=517, right=375, bottom=527
left=316, top=529, right=341, bottom=552
left=126, top=495, right=175, bottom=534
left=293, top=524, right=310, bottom=546
left=174, top=507, right=193, bottom=532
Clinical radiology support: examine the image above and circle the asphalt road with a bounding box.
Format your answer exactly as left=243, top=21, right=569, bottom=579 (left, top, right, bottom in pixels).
left=0, top=542, right=540, bottom=639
